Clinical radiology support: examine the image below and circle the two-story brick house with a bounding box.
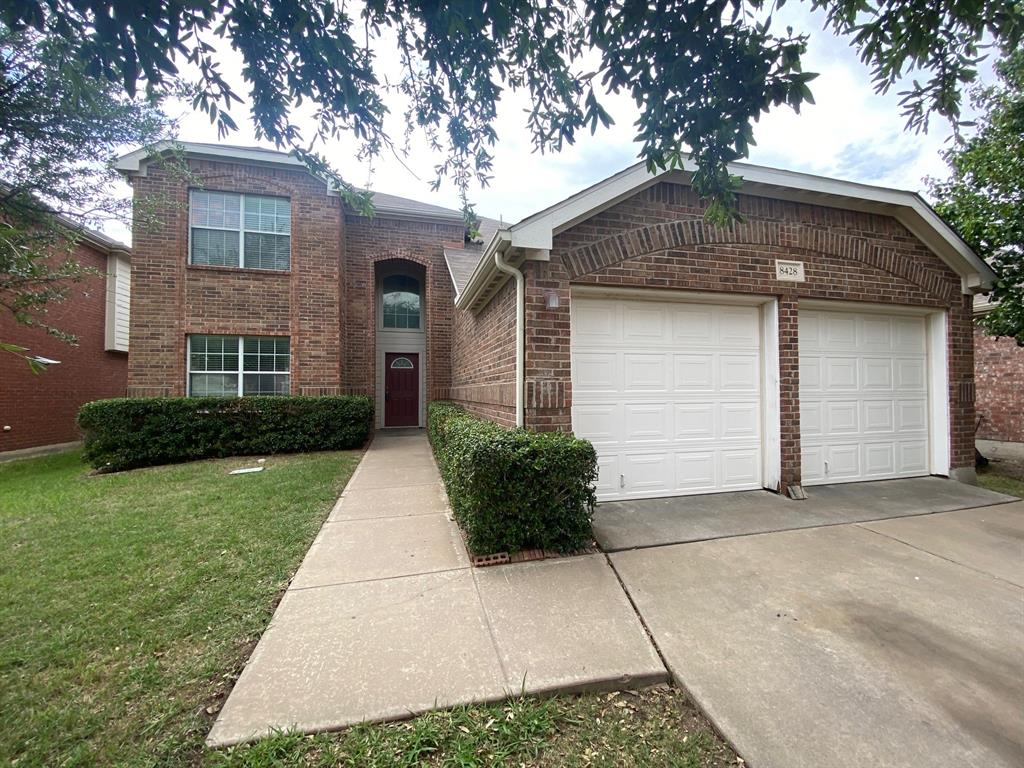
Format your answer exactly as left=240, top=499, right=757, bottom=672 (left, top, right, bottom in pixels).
left=116, top=142, right=995, bottom=500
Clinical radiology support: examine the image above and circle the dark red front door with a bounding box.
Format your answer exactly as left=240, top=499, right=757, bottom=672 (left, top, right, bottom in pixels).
left=384, top=353, right=419, bottom=427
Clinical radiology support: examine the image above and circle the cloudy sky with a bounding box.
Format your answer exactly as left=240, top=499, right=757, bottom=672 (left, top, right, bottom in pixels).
left=109, top=3, right=995, bottom=240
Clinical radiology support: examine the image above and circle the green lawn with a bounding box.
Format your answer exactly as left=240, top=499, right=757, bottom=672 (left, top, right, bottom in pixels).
left=977, top=465, right=1024, bottom=498
left=0, top=449, right=735, bottom=768
left=0, top=449, right=360, bottom=767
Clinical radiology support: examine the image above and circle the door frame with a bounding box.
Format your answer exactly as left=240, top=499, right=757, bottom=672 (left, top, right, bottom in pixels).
left=569, top=285, right=782, bottom=498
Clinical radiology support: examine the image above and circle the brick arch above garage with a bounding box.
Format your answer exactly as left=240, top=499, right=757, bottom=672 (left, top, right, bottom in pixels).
left=562, top=218, right=958, bottom=304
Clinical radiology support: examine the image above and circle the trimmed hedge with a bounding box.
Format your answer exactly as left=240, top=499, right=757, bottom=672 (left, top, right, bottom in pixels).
left=428, top=401, right=598, bottom=556
left=77, top=395, right=373, bottom=472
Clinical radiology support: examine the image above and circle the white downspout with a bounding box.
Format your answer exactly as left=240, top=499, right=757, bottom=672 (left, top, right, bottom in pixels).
left=494, top=248, right=525, bottom=428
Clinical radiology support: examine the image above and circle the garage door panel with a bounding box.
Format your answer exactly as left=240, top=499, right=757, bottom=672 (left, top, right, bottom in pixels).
left=862, top=400, right=895, bottom=433
left=623, top=304, right=667, bottom=343
left=573, top=353, right=619, bottom=393
left=825, top=314, right=858, bottom=347
left=895, top=318, right=926, bottom=350
left=825, top=444, right=861, bottom=480
left=896, top=400, right=927, bottom=431
left=721, top=402, right=760, bottom=439
left=720, top=354, right=760, bottom=391
left=573, top=404, right=620, bottom=445
left=825, top=357, right=859, bottom=389
left=672, top=306, right=714, bottom=344
left=624, top=403, right=671, bottom=442
left=862, top=358, right=894, bottom=389
left=594, top=454, right=620, bottom=496
left=899, top=441, right=929, bottom=473
left=801, top=309, right=930, bottom=486
left=862, top=317, right=892, bottom=346
left=800, top=357, right=822, bottom=391
left=574, top=303, right=619, bottom=344
left=622, top=453, right=672, bottom=494
left=573, top=296, right=764, bottom=501
left=801, top=401, right=823, bottom=436
left=825, top=401, right=859, bottom=433
left=864, top=443, right=896, bottom=476
left=673, top=354, right=715, bottom=390
left=718, top=309, right=760, bottom=345
left=624, top=353, right=669, bottom=391
left=895, top=358, right=926, bottom=390
left=801, top=446, right=825, bottom=483
left=675, top=451, right=717, bottom=491
left=720, top=449, right=760, bottom=487
left=674, top=403, right=716, bottom=439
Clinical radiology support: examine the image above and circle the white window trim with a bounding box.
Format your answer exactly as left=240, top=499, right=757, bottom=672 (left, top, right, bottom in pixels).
left=186, top=335, right=291, bottom=397
left=188, top=190, right=292, bottom=271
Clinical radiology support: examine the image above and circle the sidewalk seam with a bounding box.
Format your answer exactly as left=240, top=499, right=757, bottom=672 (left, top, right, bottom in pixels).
left=468, top=566, right=514, bottom=692
left=854, top=523, right=1024, bottom=589
left=289, top=565, right=471, bottom=592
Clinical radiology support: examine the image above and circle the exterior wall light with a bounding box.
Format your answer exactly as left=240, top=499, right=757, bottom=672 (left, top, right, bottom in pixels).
left=545, top=291, right=560, bottom=309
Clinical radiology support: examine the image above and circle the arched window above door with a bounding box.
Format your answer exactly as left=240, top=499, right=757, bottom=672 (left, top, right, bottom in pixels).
left=389, top=356, right=414, bottom=369
left=382, top=274, right=421, bottom=329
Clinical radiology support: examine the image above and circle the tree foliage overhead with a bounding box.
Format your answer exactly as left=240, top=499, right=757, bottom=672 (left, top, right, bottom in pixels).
left=2, top=0, right=1020, bottom=222
left=931, top=47, right=1024, bottom=344
left=0, top=23, right=174, bottom=366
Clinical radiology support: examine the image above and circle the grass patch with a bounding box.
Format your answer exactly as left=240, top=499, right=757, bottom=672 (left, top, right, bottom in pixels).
left=0, top=449, right=360, bottom=766
left=977, top=465, right=1024, bottom=498
left=209, top=686, right=737, bottom=768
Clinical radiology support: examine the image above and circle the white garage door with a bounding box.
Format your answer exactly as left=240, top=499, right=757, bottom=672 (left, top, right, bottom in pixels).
left=571, top=296, right=763, bottom=502
left=800, top=309, right=930, bottom=485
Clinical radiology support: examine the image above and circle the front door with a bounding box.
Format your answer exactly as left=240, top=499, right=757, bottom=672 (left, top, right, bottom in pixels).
left=384, top=353, right=419, bottom=427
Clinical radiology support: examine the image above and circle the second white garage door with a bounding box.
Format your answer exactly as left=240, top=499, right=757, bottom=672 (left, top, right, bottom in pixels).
left=571, top=296, right=764, bottom=502
left=800, top=309, right=930, bottom=485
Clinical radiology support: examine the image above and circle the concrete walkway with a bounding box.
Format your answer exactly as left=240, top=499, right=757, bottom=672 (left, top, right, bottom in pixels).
left=612, top=501, right=1024, bottom=768
left=208, top=431, right=665, bottom=747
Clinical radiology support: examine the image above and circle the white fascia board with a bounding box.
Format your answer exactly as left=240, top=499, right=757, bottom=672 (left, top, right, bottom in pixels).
left=115, top=141, right=306, bottom=177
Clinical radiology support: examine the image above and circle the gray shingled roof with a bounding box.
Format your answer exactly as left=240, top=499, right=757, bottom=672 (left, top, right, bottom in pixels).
left=368, top=190, right=465, bottom=221
left=444, top=216, right=503, bottom=296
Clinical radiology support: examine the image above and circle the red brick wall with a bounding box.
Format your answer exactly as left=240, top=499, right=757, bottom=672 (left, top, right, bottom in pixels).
left=450, top=277, right=517, bottom=425
left=500, top=182, right=975, bottom=487
left=341, top=215, right=464, bottom=406
left=974, top=324, right=1024, bottom=442
left=128, top=157, right=463, bottom=414
left=0, top=241, right=127, bottom=452
left=128, top=158, right=344, bottom=396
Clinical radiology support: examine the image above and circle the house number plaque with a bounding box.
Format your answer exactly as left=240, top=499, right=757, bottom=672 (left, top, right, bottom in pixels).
left=775, top=259, right=806, bottom=282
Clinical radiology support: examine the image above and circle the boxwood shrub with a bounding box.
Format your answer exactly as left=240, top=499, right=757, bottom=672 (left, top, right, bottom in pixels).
left=77, top=395, right=373, bottom=472
left=428, top=401, right=598, bottom=556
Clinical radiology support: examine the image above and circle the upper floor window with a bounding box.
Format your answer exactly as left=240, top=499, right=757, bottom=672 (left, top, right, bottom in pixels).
left=188, top=335, right=290, bottom=396
left=382, top=274, right=421, bottom=329
left=189, top=190, right=291, bottom=271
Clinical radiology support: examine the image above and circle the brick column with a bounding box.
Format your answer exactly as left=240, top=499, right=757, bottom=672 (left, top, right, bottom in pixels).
left=778, top=295, right=801, bottom=490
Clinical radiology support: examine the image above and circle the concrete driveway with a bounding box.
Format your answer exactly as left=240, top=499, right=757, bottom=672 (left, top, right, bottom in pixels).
left=611, top=501, right=1024, bottom=768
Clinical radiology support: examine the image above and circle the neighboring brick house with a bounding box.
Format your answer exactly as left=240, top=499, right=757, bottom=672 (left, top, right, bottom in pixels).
left=973, top=295, right=1024, bottom=444
left=0, top=230, right=131, bottom=456
left=117, top=142, right=994, bottom=500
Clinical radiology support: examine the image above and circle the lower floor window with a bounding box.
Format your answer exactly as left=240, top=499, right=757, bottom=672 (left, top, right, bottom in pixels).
left=188, top=335, right=290, bottom=396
